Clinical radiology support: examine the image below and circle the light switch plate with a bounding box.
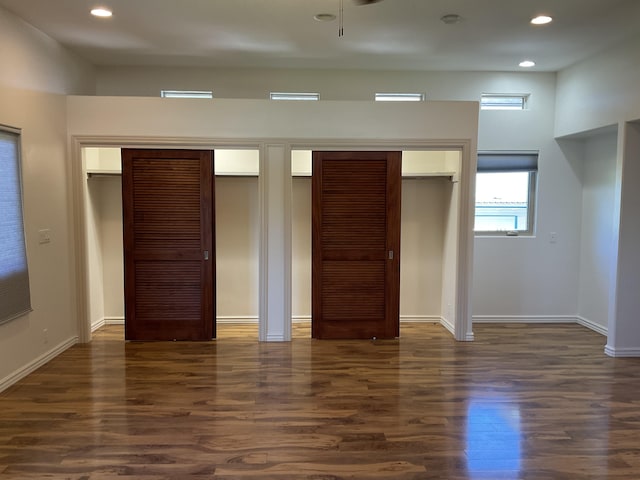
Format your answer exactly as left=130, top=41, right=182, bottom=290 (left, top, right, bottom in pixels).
left=38, top=229, right=51, bottom=244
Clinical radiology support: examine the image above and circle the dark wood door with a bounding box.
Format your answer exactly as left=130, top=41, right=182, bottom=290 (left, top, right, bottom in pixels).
left=312, top=151, right=401, bottom=339
left=122, top=149, right=215, bottom=341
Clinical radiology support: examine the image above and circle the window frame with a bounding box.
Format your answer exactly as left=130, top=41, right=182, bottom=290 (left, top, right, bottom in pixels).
left=270, top=92, right=319, bottom=101
left=480, top=94, right=529, bottom=111
left=375, top=92, right=425, bottom=102
left=474, top=152, right=538, bottom=237
left=160, top=90, right=213, bottom=99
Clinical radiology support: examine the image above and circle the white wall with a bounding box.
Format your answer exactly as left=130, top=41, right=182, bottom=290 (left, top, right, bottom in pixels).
left=400, top=178, right=448, bottom=321
left=555, top=33, right=640, bottom=355
left=577, top=131, right=617, bottom=333
left=97, top=176, right=125, bottom=321
left=84, top=154, right=106, bottom=329
left=0, top=6, right=94, bottom=391
left=608, top=121, right=640, bottom=356
left=97, top=66, right=551, bottom=104
left=215, top=176, right=260, bottom=320
left=473, top=78, right=585, bottom=322
left=555, top=33, right=640, bottom=138
left=292, top=177, right=311, bottom=320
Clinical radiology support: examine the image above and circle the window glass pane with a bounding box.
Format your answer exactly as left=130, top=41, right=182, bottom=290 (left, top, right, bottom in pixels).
left=475, top=172, right=530, bottom=232
left=270, top=92, right=319, bottom=101
left=480, top=95, right=527, bottom=110
left=375, top=93, right=424, bottom=102
left=161, top=90, right=213, bottom=98
left=0, top=128, right=31, bottom=324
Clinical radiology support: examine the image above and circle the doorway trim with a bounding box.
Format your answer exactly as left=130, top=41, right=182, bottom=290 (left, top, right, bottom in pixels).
left=70, top=136, right=474, bottom=344
left=290, top=141, right=475, bottom=342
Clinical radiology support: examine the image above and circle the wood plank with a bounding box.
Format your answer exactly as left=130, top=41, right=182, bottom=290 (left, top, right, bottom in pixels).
left=1, top=323, right=638, bottom=479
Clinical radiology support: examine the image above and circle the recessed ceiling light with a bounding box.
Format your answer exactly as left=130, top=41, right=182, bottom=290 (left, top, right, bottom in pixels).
left=519, top=60, right=536, bottom=68
left=531, top=15, right=553, bottom=25
left=314, top=13, right=336, bottom=22
left=91, top=7, right=112, bottom=18
left=440, top=14, right=462, bottom=25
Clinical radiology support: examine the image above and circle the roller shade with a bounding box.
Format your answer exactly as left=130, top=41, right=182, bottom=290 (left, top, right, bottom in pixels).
left=477, top=152, right=538, bottom=172
left=0, top=127, right=31, bottom=325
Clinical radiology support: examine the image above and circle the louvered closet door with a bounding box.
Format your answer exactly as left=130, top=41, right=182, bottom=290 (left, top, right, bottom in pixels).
left=122, top=149, right=215, bottom=341
left=312, top=151, right=401, bottom=339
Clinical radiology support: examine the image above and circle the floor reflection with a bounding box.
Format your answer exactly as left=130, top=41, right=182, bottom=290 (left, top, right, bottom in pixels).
left=466, top=398, right=522, bottom=478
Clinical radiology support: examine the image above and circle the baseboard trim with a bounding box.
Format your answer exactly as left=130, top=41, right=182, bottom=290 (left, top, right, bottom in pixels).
left=440, top=317, right=455, bottom=336
left=91, top=318, right=106, bottom=332
left=106, top=315, right=450, bottom=326
left=576, top=316, right=608, bottom=336
left=92, top=317, right=124, bottom=332
left=266, top=334, right=286, bottom=342
left=0, top=336, right=78, bottom=394
left=216, top=316, right=259, bottom=324
left=604, top=345, right=640, bottom=357
left=473, top=315, right=578, bottom=324
left=400, top=315, right=441, bottom=323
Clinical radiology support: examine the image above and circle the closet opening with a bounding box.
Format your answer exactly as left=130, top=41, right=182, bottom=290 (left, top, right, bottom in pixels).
left=82, top=146, right=260, bottom=340
left=291, top=149, right=461, bottom=337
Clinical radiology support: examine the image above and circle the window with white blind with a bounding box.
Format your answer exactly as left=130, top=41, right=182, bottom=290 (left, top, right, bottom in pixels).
left=0, top=126, right=31, bottom=324
left=475, top=152, right=538, bottom=236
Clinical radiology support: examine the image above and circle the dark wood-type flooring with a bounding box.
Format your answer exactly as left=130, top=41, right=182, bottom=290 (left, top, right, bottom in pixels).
left=1, top=323, right=639, bottom=479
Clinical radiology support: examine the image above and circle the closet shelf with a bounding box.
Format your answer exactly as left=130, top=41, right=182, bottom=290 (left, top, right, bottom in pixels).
left=86, top=169, right=121, bottom=178
left=403, top=171, right=459, bottom=182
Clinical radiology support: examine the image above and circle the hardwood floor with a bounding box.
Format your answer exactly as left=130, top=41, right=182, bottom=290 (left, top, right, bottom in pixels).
left=1, top=323, right=639, bottom=479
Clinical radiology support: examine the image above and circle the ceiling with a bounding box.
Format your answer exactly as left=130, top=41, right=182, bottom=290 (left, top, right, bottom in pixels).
left=1, top=0, right=639, bottom=72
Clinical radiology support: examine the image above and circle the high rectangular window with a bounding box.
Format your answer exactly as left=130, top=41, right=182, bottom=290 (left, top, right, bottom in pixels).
left=375, top=93, right=425, bottom=102
left=480, top=94, right=528, bottom=110
left=161, top=90, right=213, bottom=99
left=475, top=152, right=538, bottom=235
left=270, top=92, right=319, bottom=101
left=0, top=126, right=31, bottom=324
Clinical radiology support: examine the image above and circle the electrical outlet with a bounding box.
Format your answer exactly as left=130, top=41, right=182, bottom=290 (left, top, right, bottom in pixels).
left=549, top=232, right=558, bottom=243
left=43, top=328, right=48, bottom=344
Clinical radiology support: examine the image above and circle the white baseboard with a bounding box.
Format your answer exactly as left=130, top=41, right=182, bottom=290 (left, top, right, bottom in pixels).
left=440, top=316, right=455, bottom=335
left=91, top=318, right=106, bottom=332
left=400, top=315, right=441, bottom=323
left=216, top=316, right=259, bottom=324
left=266, top=334, right=286, bottom=341
left=473, top=315, right=578, bottom=324
left=92, top=317, right=124, bottom=332
left=604, top=345, right=640, bottom=357
left=576, top=316, right=608, bottom=336
left=101, top=315, right=445, bottom=326
left=473, top=315, right=609, bottom=338
left=0, top=336, right=78, bottom=394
